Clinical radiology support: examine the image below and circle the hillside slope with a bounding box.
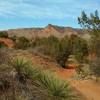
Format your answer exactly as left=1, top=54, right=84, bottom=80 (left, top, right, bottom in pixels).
left=1, top=24, right=89, bottom=39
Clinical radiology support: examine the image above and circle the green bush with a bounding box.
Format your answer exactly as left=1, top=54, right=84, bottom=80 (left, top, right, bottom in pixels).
left=0, top=79, right=10, bottom=92
left=75, top=64, right=92, bottom=79
left=10, top=35, right=17, bottom=41
left=71, top=35, right=89, bottom=63
left=0, top=49, right=10, bottom=64
left=55, top=36, right=72, bottom=67
left=0, top=31, right=8, bottom=38
left=90, top=57, right=100, bottom=79
left=16, top=37, right=30, bottom=49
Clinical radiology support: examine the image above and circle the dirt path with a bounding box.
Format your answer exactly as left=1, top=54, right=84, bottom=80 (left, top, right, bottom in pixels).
left=15, top=51, right=100, bottom=100
left=57, top=68, right=76, bottom=80
left=57, top=69, right=100, bottom=100
left=70, top=80, right=100, bottom=100
left=29, top=52, right=100, bottom=100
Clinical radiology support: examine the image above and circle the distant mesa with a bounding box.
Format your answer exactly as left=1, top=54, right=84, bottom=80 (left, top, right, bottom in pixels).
left=0, top=24, right=89, bottom=39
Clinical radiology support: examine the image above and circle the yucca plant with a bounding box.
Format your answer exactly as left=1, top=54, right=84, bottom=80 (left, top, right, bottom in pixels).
left=10, top=57, right=40, bottom=83
left=38, top=71, right=75, bottom=100
left=24, top=64, right=40, bottom=79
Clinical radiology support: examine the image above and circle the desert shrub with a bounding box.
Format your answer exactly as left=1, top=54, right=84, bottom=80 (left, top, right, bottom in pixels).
left=75, top=64, right=92, bottom=79
left=10, top=35, right=17, bottom=41
left=16, top=37, right=30, bottom=49
left=71, top=35, right=89, bottom=63
left=55, top=36, right=72, bottom=68
left=38, top=71, right=75, bottom=100
left=32, top=36, right=60, bottom=54
left=0, top=79, right=10, bottom=92
left=44, top=36, right=60, bottom=57
left=31, top=37, right=48, bottom=47
left=90, top=37, right=100, bottom=57
left=0, top=48, right=10, bottom=64
left=31, top=37, right=41, bottom=47
left=0, top=31, right=8, bottom=38
left=90, top=57, right=100, bottom=80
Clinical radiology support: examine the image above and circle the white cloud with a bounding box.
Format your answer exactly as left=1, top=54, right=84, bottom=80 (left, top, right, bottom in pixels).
left=0, top=0, right=64, bottom=19
left=0, top=0, right=99, bottom=19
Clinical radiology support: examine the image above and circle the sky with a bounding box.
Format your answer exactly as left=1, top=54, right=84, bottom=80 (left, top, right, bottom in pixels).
left=0, top=0, right=100, bottom=30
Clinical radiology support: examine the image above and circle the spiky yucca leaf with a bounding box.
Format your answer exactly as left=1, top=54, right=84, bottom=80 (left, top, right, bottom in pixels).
left=10, top=57, right=29, bottom=73
left=24, top=64, right=40, bottom=79
left=10, top=57, right=40, bottom=79
left=38, top=71, right=74, bottom=100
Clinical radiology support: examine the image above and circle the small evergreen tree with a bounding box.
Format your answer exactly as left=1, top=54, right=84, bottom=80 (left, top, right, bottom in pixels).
left=78, top=10, right=100, bottom=56
left=78, top=10, right=100, bottom=78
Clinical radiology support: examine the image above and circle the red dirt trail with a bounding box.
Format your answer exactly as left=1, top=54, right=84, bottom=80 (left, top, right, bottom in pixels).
left=57, top=68, right=100, bottom=100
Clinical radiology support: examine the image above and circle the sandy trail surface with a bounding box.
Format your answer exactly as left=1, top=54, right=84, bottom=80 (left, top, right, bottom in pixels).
left=70, top=80, right=100, bottom=100
left=57, top=69, right=100, bottom=100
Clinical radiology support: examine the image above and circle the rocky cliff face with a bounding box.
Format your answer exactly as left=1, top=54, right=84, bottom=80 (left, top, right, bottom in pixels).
left=1, top=24, right=89, bottom=39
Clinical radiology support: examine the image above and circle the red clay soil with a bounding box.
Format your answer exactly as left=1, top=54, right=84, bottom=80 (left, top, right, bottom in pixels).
left=0, top=38, right=14, bottom=48
left=70, top=80, right=100, bottom=100
left=57, top=68, right=100, bottom=100
left=57, top=68, right=76, bottom=80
